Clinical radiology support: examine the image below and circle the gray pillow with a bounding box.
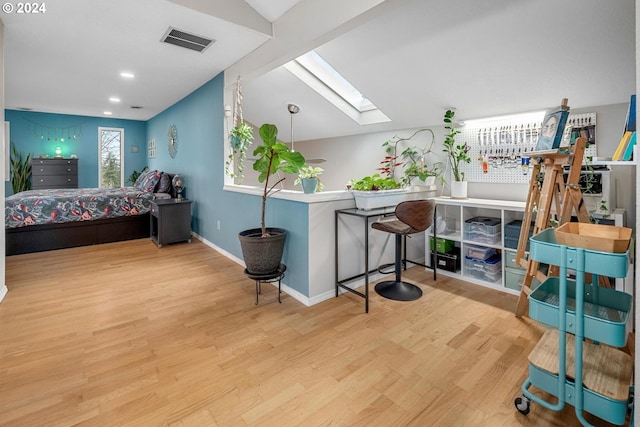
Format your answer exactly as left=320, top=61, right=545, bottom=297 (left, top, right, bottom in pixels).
left=156, top=172, right=172, bottom=194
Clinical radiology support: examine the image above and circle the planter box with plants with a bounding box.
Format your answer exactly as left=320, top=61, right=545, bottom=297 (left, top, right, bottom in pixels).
left=350, top=174, right=406, bottom=210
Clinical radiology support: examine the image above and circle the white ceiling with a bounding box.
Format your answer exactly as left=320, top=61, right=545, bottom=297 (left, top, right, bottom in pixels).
left=2, top=0, right=636, bottom=143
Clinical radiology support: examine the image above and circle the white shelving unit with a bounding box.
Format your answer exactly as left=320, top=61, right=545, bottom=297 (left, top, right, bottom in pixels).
left=426, top=197, right=630, bottom=296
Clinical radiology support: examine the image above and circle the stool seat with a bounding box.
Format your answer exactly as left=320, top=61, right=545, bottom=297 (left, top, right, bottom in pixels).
left=372, top=219, right=412, bottom=235
left=244, top=264, right=286, bottom=304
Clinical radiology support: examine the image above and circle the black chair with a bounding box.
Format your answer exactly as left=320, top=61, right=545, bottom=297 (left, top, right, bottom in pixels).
left=372, top=199, right=435, bottom=301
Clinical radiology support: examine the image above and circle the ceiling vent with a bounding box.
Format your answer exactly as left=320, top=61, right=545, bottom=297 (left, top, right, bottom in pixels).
left=161, top=27, right=215, bottom=53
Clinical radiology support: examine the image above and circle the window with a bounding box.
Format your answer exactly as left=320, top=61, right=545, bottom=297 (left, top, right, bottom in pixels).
left=284, top=50, right=390, bottom=125
left=98, top=127, right=124, bottom=188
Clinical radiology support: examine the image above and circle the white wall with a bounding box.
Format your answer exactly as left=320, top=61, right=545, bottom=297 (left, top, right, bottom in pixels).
left=242, top=102, right=635, bottom=226
left=0, top=19, right=6, bottom=304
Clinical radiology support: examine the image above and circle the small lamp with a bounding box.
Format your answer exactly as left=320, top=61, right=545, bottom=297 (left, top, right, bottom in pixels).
left=172, top=174, right=185, bottom=200
left=54, top=146, right=63, bottom=158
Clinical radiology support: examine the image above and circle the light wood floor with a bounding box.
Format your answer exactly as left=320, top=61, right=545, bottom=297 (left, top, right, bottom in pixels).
left=1, top=238, right=631, bottom=426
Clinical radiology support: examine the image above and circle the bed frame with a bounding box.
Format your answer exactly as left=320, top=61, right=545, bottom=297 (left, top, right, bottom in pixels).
left=6, top=213, right=150, bottom=256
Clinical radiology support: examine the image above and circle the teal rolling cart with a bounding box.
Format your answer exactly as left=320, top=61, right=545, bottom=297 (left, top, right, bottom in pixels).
left=515, top=228, right=634, bottom=426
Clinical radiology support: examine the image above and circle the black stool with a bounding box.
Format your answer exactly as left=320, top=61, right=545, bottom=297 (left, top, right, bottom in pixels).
left=244, top=264, right=286, bottom=305
left=372, top=199, right=435, bottom=301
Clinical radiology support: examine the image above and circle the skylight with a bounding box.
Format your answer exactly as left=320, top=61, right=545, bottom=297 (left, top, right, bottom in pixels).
left=284, top=50, right=389, bottom=125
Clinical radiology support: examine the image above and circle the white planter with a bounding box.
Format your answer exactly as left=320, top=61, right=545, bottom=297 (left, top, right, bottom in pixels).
left=352, top=189, right=406, bottom=210
left=451, top=181, right=468, bottom=199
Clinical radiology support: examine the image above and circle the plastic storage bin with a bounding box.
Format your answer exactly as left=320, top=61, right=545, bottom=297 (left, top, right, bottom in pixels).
left=436, top=248, right=460, bottom=272
left=504, top=219, right=533, bottom=250
left=464, top=254, right=501, bottom=282
left=464, top=216, right=501, bottom=244
left=504, top=267, right=540, bottom=291
left=429, top=237, right=455, bottom=254
left=464, top=244, right=496, bottom=260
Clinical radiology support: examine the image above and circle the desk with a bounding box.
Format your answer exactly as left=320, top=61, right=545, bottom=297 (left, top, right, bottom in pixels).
left=335, top=206, right=436, bottom=312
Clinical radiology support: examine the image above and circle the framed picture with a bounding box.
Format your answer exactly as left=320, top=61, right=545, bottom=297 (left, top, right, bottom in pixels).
left=534, top=108, right=569, bottom=152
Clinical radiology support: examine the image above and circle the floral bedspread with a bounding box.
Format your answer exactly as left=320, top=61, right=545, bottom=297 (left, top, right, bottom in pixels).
left=5, top=187, right=153, bottom=229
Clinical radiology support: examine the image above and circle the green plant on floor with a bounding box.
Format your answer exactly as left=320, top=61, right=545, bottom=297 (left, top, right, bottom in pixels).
left=10, top=146, right=32, bottom=194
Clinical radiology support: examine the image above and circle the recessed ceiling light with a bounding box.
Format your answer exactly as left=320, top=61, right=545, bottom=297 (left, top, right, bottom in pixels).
left=109, top=97, right=121, bottom=103
left=103, top=111, right=113, bottom=116
left=120, top=72, right=135, bottom=78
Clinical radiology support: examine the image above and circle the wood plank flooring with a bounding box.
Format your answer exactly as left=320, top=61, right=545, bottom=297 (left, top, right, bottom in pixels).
left=1, top=238, right=631, bottom=426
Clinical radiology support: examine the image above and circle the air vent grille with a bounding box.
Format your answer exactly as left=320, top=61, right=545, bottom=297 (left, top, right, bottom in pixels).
left=161, top=27, right=215, bottom=53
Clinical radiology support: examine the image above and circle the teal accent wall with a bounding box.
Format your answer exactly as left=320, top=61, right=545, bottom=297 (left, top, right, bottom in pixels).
left=5, top=109, right=146, bottom=195
left=146, top=73, right=310, bottom=296
left=4, top=74, right=311, bottom=297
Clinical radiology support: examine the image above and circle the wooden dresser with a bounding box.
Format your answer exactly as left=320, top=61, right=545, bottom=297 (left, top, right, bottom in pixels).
left=31, top=158, right=78, bottom=189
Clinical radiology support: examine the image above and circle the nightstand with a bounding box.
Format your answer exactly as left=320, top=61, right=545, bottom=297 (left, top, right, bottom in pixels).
left=150, top=198, right=192, bottom=247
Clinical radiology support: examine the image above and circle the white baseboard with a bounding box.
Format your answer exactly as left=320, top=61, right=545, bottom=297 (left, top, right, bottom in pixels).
left=0, top=284, right=7, bottom=303
left=191, top=233, right=312, bottom=306
left=191, top=232, right=245, bottom=266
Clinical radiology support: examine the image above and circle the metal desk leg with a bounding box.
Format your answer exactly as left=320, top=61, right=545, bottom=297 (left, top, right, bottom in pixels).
left=335, top=210, right=339, bottom=298
left=433, top=204, right=437, bottom=280
left=364, top=215, right=369, bottom=313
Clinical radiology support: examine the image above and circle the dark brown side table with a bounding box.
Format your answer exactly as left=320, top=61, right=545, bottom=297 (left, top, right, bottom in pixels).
left=150, top=198, right=192, bottom=248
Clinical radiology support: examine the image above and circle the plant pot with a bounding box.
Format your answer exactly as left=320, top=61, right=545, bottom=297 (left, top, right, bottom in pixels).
left=301, top=178, right=318, bottom=194
left=238, top=228, right=287, bottom=275
left=352, top=189, right=406, bottom=210
left=451, top=181, right=468, bottom=199
left=422, top=176, right=436, bottom=187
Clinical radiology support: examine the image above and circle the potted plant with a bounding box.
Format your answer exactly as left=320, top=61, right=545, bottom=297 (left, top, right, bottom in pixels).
left=127, top=166, right=148, bottom=185
left=238, top=123, right=306, bottom=274
left=442, top=109, right=471, bottom=198
left=294, top=165, right=324, bottom=193
left=380, top=128, right=443, bottom=188
left=10, top=146, right=32, bottom=194
left=350, top=173, right=404, bottom=210
left=225, top=77, right=254, bottom=183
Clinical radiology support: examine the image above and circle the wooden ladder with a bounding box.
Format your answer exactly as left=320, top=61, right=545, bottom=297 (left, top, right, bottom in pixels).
left=514, top=136, right=599, bottom=316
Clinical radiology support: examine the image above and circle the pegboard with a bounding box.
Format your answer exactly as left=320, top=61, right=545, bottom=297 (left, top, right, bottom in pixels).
left=456, top=112, right=597, bottom=183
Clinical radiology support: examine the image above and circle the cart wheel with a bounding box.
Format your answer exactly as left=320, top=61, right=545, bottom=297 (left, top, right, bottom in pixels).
left=515, top=396, right=530, bottom=415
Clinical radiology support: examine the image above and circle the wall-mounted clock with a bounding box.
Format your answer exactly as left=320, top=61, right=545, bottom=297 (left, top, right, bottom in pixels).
left=168, top=124, right=178, bottom=158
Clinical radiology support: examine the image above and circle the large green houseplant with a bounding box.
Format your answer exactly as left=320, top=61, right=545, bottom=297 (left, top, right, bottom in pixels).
left=238, top=123, right=306, bottom=274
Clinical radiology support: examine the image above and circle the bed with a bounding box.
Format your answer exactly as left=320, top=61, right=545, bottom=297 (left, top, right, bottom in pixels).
left=5, top=170, right=176, bottom=255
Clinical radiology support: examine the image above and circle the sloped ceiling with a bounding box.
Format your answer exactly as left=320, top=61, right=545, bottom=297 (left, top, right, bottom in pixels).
left=2, top=0, right=635, bottom=143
